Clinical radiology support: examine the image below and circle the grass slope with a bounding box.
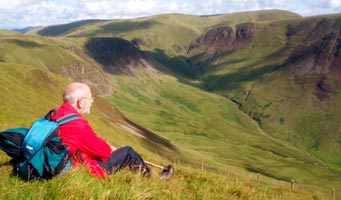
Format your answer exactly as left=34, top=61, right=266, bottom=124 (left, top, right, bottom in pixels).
left=0, top=51, right=322, bottom=200
left=195, top=14, right=341, bottom=173
left=0, top=11, right=340, bottom=198
left=106, top=69, right=341, bottom=194
left=0, top=156, right=316, bottom=200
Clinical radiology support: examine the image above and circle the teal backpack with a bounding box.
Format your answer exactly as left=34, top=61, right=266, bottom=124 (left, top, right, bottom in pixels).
left=0, top=110, right=79, bottom=180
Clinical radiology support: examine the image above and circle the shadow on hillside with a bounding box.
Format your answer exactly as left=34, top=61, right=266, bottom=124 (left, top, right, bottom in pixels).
left=145, top=48, right=199, bottom=79
left=85, top=38, right=199, bottom=79
left=5, top=39, right=45, bottom=48
left=99, top=21, right=159, bottom=34
left=38, top=20, right=105, bottom=36
left=203, top=63, right=279, bottom=92
left=145, top=46, right=288, bottom=94
left=84, top=35, right=286, bottom=95
left=124, top=117, right=176, bottom=151
left=85, top=37, right=148, bottom=74
left=201, top=47, right=287, bottom=92
left=245, top=164, right=292, bottom=182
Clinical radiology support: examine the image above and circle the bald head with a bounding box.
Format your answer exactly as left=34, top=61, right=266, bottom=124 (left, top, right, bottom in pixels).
left=63, top=82, right=94, bottom=115
left=63, top=82, right=91, bottom=104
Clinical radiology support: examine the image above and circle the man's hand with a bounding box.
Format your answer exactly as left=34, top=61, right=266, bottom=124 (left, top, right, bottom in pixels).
left=110, top=145, right=117, bottom=152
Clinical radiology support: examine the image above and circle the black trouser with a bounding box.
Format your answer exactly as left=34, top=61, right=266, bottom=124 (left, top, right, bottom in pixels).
left=98, top=146, right=145, bottom=175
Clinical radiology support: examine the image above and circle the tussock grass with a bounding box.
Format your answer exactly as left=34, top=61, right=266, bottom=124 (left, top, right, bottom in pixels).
left=0, top=152, right=316, bottom=200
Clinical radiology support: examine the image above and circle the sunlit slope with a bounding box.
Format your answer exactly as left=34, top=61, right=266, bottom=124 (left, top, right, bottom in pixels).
left=177, top=13, right=341, bottom=175
left=0, top=34, right=114, bottom=95
left=0, top=34, right=176, bottom=157
left=241, top=70, right=341, bottom=170
left=0, top=63, right=328, bottom=198
left=105, top=69, right=340, bottom=190
left=212, top=15, right=341, bottom=171
left=0, top=62, right=156, bottom=152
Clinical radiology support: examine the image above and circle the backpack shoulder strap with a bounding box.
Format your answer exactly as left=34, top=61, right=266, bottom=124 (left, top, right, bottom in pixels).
left=56, top=114, right=80, bottom=126
left=45, top=109, right=57, bottom=120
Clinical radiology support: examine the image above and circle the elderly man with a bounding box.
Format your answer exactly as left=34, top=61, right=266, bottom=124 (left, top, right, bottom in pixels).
left=51, top=82, right=151, bottom=178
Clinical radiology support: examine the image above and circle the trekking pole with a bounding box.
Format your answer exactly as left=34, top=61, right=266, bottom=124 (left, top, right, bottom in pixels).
left=144, top=161, right=164, bottom=169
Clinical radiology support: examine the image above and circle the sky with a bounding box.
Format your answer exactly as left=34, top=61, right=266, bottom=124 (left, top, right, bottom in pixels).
left=0, top=0, right=340, bottom=30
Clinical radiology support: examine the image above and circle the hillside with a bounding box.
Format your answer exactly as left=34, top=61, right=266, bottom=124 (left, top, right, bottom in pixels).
left=190, top=14, right=341, bottom=172
left=0, top=38, right=331, bottom=199
left=0, top=10, right=340, bottom=198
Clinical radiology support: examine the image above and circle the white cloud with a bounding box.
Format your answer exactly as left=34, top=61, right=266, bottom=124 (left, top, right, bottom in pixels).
left=205, top=0, right=223, bottom=7
left=0, top=0, right=23, bottom=9
left=120, top=0, right=157, bottom=13
left=330, top=0, right=341, bottom=8
left=82, top=1, right=111, bottom=14
left=0, top=0, right=46, bottom=10
left=0, top=0, right=340, bottom=29
left=168, top=1, right=180, bottom=11
left=0, top=1, right=79, bottom=28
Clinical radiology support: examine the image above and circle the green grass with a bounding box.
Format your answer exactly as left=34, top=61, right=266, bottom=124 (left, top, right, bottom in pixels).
left=180, top=13, right=341, bottom=179
left=0, top=153, right=319, bottom=200
left=104, top=69, right=341, bottom=194
left=0, top=60, right=335, bottom=199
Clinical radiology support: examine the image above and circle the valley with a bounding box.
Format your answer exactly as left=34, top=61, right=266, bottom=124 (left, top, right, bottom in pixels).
left=1, top=10, right=341, bottom=198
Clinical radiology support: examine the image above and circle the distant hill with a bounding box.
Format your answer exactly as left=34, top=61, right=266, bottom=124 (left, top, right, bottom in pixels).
left=35, top=19, right=108, bottom=37
left=13, top=26, right=39, bottom=34
left=0, top=30, right=22, bottom=35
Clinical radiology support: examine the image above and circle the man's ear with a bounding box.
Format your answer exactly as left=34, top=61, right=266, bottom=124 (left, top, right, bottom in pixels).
left=76, top=99, right=83, bottom=109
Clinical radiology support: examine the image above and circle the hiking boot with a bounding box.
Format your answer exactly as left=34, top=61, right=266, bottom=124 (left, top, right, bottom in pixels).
left=142, top=165, right=152, bottom=178
left=129, top=164, right=152, bottom=177
left=159, top=164, right=174, bottom=179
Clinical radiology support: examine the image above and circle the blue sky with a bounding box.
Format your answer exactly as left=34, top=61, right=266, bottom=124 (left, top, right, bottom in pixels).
left=0, top=0, right=340, bottom=29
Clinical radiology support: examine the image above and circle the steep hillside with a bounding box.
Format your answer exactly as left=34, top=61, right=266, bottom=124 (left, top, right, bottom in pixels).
left=0, top=33, right=113, bottom=95
left=242, top=16, right=341, bottom=171
left=149, top=12, right=341, bottom=174
left=186, top=22, right=255, bottom=72
left=1, top=10, right=341, bottom=195
left=0, top=35, right=175, bottom=158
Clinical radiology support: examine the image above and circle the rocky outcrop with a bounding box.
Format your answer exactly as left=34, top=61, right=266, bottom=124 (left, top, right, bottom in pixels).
left=187, top=22, right=254, bottom=69
left=281, top=18, right=341, bottom=100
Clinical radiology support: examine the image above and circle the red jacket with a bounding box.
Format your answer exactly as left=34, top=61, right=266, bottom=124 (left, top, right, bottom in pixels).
left=51, top=102, right=112, bottom=178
